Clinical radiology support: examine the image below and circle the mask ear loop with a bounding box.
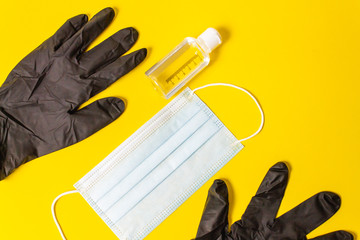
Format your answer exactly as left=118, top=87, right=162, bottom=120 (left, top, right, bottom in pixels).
left=51, top=190, right=79, bottom=240
left=191, top=83, right=264, bottom=143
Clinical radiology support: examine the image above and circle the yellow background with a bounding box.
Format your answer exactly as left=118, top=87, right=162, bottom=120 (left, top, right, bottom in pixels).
left=0, top=0, right=359, bottom=239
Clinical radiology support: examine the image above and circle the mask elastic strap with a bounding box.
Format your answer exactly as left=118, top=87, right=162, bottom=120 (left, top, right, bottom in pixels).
left=51, top=190, right=79, bottom=240
left=191, top=83, right=264, bottom=143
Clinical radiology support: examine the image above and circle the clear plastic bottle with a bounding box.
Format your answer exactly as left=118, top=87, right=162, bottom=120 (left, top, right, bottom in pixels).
left=145, top=28, right=222, bottom=99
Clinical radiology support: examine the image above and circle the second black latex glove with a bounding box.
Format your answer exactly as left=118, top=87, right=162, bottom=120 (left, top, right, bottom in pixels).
left=194, top=162, right=353, bottom=240
left=0, top=8, right=147, bottom=180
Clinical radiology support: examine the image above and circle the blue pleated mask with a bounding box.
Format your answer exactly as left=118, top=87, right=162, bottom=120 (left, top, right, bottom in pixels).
left=62, top=83, right=264, bottom=240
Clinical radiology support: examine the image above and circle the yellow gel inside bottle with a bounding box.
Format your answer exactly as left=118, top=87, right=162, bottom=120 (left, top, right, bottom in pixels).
left=146, top=38, right=210, bottom=99
left=155, top=46, right=204, bottom=93
left=146, top=29, right=221, bottom=98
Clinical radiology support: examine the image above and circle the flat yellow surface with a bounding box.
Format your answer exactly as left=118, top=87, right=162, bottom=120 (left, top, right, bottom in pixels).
left=0, top=0, right=359, bottom=239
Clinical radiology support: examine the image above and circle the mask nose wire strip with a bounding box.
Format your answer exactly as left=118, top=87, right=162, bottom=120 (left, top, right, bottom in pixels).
left=191, top=83, right=264, bottom=143
left=51, top=190, right=79, bottom=240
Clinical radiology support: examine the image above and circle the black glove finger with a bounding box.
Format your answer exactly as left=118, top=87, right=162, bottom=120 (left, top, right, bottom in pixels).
left=69, top=97, right=125, bottom=144
left=240, top=162, right=288, bottom=229
left=309, top=231, right=354, bottom=240
left=195, top=180, right=229, bottom=240
left=274, top=192, right=341, bottom=238
left=79, top=27, right=139, bottom=76
left=5, top=14, right=88, bottom=84
left=87, top=48, right=147, bottom=98
left=63, top=7, right=115, bottom=57
left=49, top=13, right=88, bottom=52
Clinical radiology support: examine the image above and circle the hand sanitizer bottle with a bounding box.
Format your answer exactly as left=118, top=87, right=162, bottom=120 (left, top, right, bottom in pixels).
left=145, top=28, right=222, bottom=99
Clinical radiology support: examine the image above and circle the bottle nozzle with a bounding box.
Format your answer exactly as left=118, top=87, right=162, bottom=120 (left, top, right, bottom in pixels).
left=197, top=28, right=222, bottom=53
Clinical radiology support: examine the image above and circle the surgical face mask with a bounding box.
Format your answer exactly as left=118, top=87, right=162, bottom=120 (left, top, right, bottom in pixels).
left=51, top=83, right=264, bottom=240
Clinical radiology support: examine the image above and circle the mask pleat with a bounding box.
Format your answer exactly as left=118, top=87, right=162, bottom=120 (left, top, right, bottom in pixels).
left=119, top=127, right=240, bottom=239
left=107, top=118, right=221, bottom=223
left=75, top=91, right=190, bottom=191
left=97, top=109, right=210, bottom=212
left=87, top=99, right=201, bottom=202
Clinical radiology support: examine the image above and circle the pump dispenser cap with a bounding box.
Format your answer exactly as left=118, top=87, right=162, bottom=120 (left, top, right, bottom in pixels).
left=197, top=28, right=222, bottom=53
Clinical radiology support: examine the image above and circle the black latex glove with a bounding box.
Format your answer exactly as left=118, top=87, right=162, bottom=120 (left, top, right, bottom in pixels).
left=0, top=8, right=147, bottom=180
left=194, top=162, right=353, bottom=240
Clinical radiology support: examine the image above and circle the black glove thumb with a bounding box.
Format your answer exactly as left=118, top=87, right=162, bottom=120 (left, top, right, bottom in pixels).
left=65, top=97, right=125, bottom=146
